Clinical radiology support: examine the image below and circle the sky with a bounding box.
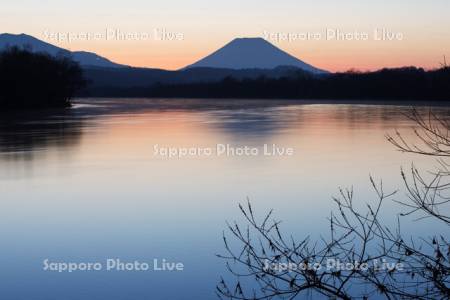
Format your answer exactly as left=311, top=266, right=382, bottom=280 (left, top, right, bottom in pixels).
left=1, top=0, right=449, bottom=71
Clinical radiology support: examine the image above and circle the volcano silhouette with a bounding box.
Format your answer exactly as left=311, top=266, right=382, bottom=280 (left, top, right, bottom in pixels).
left=185, top=37, right=326, bottom=73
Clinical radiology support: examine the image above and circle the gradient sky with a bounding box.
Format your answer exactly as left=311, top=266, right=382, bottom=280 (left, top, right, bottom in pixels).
left=1, top=0, right=449, bottom=71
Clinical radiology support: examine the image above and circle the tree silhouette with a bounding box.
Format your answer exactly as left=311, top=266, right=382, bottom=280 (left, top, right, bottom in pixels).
left=0, top=46, right=85, bottom=110
left=218, top=109, right=450, bottom=299
left=141, top=67, right=450, bottom=100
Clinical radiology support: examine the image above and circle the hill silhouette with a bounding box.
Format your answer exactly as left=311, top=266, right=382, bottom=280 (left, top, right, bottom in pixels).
left=1, top=33, right=449, bottom=102
left=0, top=33, right=125, bottom=68
left=1, top=33, right=329, bottom=88
left=84, top=66, right=450, bottom=101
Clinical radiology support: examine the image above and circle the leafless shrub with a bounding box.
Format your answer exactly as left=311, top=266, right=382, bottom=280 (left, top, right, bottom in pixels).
left=218, top=109, right=450, bottom=299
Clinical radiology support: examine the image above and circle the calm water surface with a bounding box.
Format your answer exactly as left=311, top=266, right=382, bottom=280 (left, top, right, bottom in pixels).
left=0, top=98, right=448, bottom=299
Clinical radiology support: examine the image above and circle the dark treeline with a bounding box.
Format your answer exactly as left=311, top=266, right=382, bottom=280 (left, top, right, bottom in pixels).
left=82, top=66, right=450, bottom=100
left=0, top=47, right=85, bottom=110
left=148, top=67, right=450, bottom=100
left=2, top=47, right=449, bottom=104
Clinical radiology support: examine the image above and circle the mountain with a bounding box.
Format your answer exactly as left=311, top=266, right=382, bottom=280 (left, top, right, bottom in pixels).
left=0, top=33, right=326, bottom=94
left=185, top=37, right=326, bottom=74
left=0, top=33, right=125, bottom=68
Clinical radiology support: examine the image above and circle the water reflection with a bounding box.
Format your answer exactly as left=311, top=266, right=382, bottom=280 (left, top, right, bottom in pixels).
left=0, top=110, right=84, bottom=179
left=0, top=99, right=449, bottom=300
left=205, top=108, right=288, bottom=140
left=0, top=110, right=83, bottom=152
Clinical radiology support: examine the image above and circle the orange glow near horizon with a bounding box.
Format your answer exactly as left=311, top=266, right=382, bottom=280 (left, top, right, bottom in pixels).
left=52, top=33, right=448, bottom=72
left=2, top=0, right=450, bottom=72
